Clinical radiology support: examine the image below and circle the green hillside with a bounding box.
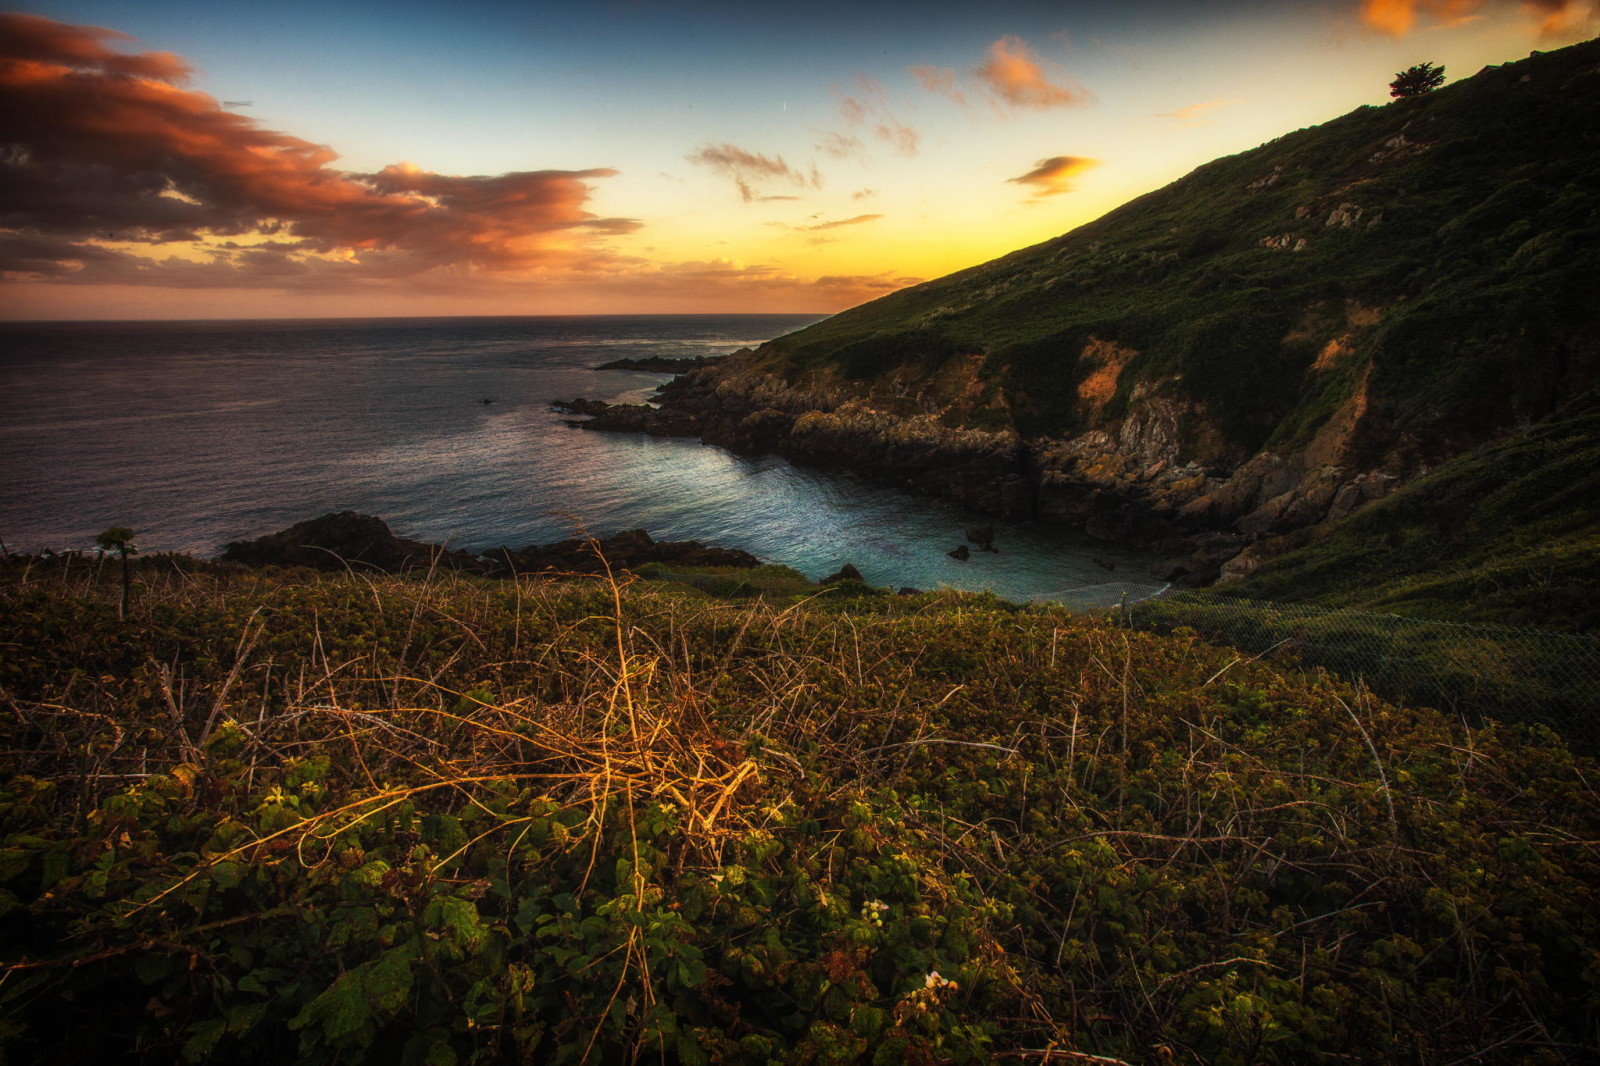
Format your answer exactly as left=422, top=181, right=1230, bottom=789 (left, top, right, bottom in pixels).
left=1225, top=392, right=1600, bottom=630
left=2, top=560, right=1598, bottom=1064
left=756, top=41, right=1600, bottom=457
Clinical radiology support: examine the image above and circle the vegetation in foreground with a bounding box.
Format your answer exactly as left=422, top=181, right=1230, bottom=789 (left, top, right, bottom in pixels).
left=2, top=557, right=1597, bottom=1064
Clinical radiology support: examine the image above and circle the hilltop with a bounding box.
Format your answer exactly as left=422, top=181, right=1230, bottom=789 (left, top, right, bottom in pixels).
left=564, top=39, right=1600, bottom=609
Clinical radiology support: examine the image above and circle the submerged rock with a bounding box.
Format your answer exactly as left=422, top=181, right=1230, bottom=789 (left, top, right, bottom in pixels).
left=948, top=545, right=971, bottom=561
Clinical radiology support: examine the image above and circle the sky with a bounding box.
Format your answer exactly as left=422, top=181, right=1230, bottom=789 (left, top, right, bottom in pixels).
left=1, top=0, right=1594, bottom=319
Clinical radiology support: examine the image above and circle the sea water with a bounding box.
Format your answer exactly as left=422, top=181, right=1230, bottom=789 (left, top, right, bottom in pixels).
left=0, top=315, right=1161, bottom=604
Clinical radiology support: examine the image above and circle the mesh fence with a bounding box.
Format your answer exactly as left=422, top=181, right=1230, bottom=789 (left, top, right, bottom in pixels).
left=1030, top=583, right=1600, bottom=751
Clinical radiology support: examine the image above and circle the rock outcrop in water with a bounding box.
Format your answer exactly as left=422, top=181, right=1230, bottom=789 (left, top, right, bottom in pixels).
left=221, top=513, right=761, bottom=577
left=221, top=512, right=486, bottom=573
left=593, top=354, right=728, bottom=373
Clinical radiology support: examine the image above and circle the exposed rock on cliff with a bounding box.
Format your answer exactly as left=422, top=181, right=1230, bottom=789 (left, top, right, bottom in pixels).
left=557, top=40, right=1600, bottom=582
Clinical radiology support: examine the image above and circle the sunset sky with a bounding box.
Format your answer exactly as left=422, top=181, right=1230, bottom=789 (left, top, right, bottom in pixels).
left=2, top=0, right=1593, bottom=319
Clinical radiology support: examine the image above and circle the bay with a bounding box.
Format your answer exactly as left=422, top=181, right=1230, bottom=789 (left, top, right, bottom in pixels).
left=0, top=315, right=1162, bottom=604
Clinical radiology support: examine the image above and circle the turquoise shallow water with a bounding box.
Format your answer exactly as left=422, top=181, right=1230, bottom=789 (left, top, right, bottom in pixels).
left=0, top=315, right=1164, bottom=602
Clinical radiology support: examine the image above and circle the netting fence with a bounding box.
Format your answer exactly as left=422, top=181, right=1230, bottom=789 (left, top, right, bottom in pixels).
left=1031, top=583, right=1600, bottom=751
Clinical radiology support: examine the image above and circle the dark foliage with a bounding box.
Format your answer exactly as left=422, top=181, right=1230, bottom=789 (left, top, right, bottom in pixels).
left=1389, top=62, right=1446, bottom=99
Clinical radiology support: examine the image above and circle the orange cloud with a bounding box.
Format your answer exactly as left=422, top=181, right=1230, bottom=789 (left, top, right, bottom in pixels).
left=1522, top=0, right=1598, bottom=34
left=0, top=14, right=636, bottom=290
left=1156, top=100, right=1227, bottom=127
left=974, top=36, right=1092, bottom=111
left=0, top=15, right=924, bottom=316
left=685, top=143, right=821, bottom=202
left=1007, top=156, right=1099, bottom=199
left=797, top=214, right=884, bottom=232
left=0, top=12, right=191, bottom=80
left=1358, top=0, right=1596, bottom=37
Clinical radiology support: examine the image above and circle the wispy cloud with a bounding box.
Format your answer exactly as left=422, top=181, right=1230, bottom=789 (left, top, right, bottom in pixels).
left=1007, top=155, right=1099, bottom=200
left=835, top=75, right=888, bottom=124
left=0, top=13, right=637, bottom=289
left=910, top=65, right=970, bottom=107
left=1358, top=0, right=1596, bottom=37
left=827, top=75, right=922, bottom=157
left=1156, top=100, right=1227, bottom=128
left=874, top=121, right=920, bottom=157
left=815, top=131, right=865, bottom=160
left=798, top=214, right=884, bottom=232
left=685, top=142, right=821, bottom=202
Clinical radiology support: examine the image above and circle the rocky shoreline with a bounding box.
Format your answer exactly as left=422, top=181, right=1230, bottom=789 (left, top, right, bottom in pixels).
left=553, top=354, right=1408, bottom=584
left=220, top=511, right=761, bottom=578
left=592, top=354, right=726, bottom=373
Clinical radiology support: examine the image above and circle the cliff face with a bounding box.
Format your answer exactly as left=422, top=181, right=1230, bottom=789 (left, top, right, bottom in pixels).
left=568, top=41, right=1600, bottom=580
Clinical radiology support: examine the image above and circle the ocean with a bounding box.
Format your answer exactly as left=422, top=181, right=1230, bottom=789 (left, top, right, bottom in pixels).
left=0, top=314, right=1161, bottom=603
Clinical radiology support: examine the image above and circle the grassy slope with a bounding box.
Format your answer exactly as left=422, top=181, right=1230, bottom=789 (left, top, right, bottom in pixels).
left=2, top=562, right=1597, bottom=1064
left=760, top=41, right=1600, bottom=454
left=1226, top=394, right=1600, bottom=630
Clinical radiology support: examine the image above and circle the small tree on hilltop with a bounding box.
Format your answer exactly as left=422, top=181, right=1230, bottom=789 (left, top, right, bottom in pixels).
left=1390, top=62, right=1445, bottom=99
left=95, top=526, right=137, bottom=619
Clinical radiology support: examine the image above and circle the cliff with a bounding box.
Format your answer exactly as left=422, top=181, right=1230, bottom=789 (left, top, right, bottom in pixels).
left=563, top=40, right=1600, bottom=585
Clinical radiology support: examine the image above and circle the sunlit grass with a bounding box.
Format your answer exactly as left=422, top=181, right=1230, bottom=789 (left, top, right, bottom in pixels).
left=2, top=557, right=1597, bottom=1062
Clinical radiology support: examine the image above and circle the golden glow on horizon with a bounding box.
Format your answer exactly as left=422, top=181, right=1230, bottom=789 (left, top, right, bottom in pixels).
left=2, top=7, right=1593, bottom=319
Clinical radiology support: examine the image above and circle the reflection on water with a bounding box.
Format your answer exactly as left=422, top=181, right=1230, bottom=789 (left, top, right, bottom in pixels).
left=0, top=315, right=1164, bottom=603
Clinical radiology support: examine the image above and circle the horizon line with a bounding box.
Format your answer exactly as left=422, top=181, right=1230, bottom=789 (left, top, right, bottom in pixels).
left=0, top=310, right=836, bottom=326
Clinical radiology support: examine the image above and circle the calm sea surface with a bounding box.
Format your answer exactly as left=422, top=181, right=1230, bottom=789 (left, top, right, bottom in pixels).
left=0, top=315, right=1161, bottom=602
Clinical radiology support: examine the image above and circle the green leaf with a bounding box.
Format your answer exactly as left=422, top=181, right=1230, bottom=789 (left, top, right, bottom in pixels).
left=181, top=1018, right=228, bottom=1062
left=209, top=860, right=243, bottom=891
left=226, top=1000, right=267, bottom=1034
left=365, top=943, right=418, bottom=1014
left=290, top=942, right=415, bottom=1047
left=424, top=895, right=488, bottom=953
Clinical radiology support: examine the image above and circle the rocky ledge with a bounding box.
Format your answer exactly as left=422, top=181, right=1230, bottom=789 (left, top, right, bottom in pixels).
left=554, top=356, right=1408, bottom=584
left=593, top=355, right=726, bottom=373
left=221, top=512, right=760, bottom=577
